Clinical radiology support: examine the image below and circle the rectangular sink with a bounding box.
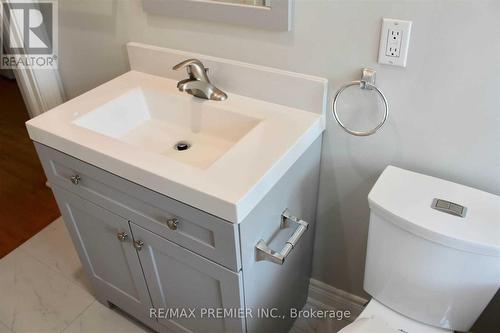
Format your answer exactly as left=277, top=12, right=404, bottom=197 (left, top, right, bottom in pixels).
left=26, top=44, right=327, bottom=223
left=73, top=88, right=260, bottom=169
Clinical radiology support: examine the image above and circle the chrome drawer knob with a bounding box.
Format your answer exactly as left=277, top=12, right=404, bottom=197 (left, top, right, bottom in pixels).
left=70, top=175, right=81, bottom=185
left=116, top=232, right=128, bottom=241
left=134, top=240, right=144, bottom=251
left=166, top=218, right=179, bottom=231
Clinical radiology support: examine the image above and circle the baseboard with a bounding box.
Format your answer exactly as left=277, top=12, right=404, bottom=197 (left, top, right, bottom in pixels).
left=307, top=278, right=368, bottom=322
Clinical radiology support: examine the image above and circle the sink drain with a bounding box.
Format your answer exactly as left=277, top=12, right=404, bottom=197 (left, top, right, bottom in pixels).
left=174, top=141, right=191, bottom=151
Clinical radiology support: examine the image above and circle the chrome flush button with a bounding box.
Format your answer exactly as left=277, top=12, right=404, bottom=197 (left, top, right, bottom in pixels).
left=432, top=198, right=467, bottom=218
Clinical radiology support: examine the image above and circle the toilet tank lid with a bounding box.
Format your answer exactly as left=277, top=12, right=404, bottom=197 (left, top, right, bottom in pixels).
left=368, top=166, right=500, bottom=257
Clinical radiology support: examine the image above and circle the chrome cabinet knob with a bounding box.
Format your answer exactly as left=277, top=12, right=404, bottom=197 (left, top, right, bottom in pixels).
left=116, top=232, right=128, bottom=241
left=133, top=240, right=144, bottom=251
left=166, top=218, right=179, bottom=231
left=70, top=175, right=81, bottom=185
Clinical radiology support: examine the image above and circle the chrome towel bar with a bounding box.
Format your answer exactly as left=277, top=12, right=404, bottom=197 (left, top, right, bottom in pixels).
left=255, top=209, right=309, bottom=265
left=332, top=68, right=389, bottom=136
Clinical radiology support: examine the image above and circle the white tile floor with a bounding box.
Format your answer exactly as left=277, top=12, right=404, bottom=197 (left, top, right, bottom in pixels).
left=0, top=218, right=348, bottom=333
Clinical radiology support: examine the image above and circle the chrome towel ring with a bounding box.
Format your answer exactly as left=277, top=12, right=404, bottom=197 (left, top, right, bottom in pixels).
left=332, top=68, right=388, bottom=137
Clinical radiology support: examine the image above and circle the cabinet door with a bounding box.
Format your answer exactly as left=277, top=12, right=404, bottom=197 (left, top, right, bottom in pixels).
left=130, top=223, right=245, bottom=333
left=53, top=187, right=153, bottom=319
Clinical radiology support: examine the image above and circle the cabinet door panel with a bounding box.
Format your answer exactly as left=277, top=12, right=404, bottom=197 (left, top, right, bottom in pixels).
left=53, top=187, right=153, bottom=318
left=130, top=223, right=245, bottom=333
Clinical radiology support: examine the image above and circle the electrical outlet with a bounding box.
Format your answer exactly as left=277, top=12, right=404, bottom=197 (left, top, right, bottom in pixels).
left=378, top=18, right=412, bottom=67
left=386, top=29, right=402, bottom=57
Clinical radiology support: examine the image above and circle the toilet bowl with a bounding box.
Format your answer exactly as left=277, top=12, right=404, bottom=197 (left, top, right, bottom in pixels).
left=339, top=166, right=500, bottom=333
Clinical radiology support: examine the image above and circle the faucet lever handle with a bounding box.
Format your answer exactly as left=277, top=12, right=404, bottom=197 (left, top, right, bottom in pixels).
left=172, top=58, right=202, bottom=70
left=172, top=59, right=209, bottom=82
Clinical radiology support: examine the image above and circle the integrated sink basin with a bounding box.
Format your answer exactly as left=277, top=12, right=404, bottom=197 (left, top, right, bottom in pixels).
left=73, top=87, right=260, bottom=169
left=26, top=44, right=327, bottom=222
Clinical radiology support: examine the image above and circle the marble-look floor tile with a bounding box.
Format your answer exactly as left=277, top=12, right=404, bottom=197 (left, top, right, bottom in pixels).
left=0, top=250, right=94, bottom=333
left=19, top=217, right=92, bottom=293
left=62, top=302, right=154, bottom=333
left=0, top=322, right=13, bottom=333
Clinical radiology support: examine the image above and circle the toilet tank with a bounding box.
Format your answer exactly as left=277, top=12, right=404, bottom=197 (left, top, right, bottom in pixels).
left=364, top=166, right=500, bottom=332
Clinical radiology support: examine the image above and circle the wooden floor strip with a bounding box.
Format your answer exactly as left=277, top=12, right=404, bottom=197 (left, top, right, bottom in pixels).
left=0, top=76, right=60, bottom=258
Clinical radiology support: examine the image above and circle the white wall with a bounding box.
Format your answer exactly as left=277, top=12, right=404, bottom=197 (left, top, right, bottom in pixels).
left=57, top=0, right=500, bottom=328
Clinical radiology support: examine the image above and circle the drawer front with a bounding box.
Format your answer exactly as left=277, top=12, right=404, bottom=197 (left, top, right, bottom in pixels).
left=35, top=143, right=241, bottom=271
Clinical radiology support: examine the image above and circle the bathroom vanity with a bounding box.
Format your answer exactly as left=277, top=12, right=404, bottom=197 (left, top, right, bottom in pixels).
left=27, top=44, right=327, bottom=333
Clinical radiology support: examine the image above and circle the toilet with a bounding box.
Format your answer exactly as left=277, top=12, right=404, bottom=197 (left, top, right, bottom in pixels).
left=339, top=166, right=500, bottom=333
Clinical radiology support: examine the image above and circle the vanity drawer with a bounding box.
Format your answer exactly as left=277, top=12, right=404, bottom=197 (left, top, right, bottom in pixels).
left=35, top=143, right=241, bottom=271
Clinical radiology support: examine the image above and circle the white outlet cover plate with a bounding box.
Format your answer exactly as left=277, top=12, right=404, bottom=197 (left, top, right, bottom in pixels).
left=378, top=18, right=412, bottom=67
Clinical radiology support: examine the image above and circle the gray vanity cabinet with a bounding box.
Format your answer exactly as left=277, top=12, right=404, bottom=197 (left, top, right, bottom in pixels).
left=52, top=187, right=154, bottom=321
left=131, top=223, right=245, bottom=333
left=35, top=138, right=322, bottom=333
left=53, top=183, right=245, bottom=333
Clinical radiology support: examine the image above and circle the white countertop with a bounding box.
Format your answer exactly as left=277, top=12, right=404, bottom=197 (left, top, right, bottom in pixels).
left=27, top=71, right=325, bottom=222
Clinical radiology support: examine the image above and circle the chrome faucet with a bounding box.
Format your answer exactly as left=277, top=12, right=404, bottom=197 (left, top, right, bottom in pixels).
left=172, top=59, right=227, bottom=101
